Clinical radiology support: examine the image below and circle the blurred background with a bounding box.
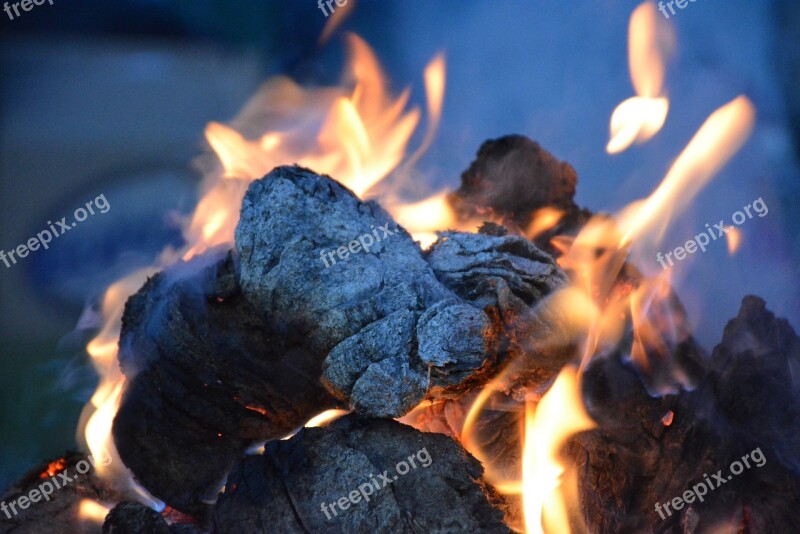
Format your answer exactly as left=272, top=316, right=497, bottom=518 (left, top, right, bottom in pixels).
left=1, top=0, right=798, bottom=490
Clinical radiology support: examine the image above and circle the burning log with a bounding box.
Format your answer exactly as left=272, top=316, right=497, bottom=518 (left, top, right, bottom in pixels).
left=114, top=249, right=340, bottom=515
left=210, top=414, right=511, bottom=533
left=102, top=502, right=201, bottom=533
left=569, top=296, right=800, bottom=532
left=113, top=165, right=568, bottom=515
left=447, top=134, right=592, bottom=254
left=235, top=165, right=566, bottom=414
left=0, top=452, right=121, bottom=534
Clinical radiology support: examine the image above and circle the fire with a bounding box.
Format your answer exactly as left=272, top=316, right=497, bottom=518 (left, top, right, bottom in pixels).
left=606, top=1, right=672, bottom=154
left=522, top=367, right=595, bottom=534
left=526, top=207, right=565, bottom=241
left=305, top=409, right=350, bottom=428
left=75, top=4, right=756, bottom=531
left=77, top=31, right=445, bottom=513
left=726, top=226, right=742, bottom=255
left=78, top=499, right=111, bottom=523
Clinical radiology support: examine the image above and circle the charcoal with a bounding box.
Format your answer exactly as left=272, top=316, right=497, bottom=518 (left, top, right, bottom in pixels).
left=567, top=297, right=800, bottom=533
left=210, top=415, right=511, bottom=533
left=113, top=249, right=339, bottom=516
left=447, top=134, right=592, bottom=254
left=102, top=502, right=169, bottom=534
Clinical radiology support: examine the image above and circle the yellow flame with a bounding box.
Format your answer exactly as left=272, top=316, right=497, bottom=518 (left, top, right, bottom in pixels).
left=305, top=409, right=350, bottom=428
left=618, top=96, right=756, bottom=246
left=78, top=499, right=111, bottom=523
left=523, top=367, right=595, bottom=534
left=726, top=226, right=742, bottom=255
left=607, top=1, right=672, bottom=154
left=526, top=207, right=565, bottom=241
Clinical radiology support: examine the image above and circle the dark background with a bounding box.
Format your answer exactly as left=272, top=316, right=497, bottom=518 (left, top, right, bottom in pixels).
left=1, top=0, right=798, bottom=490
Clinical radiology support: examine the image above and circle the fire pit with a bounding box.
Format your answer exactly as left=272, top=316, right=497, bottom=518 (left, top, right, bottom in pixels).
left=2, top=3, right=799, bottom=533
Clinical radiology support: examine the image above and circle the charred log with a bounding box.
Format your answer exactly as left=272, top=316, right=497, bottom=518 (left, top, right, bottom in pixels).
left=235, top=165, right=566, bottom=415
left=568, top=296, right=800, bottom=533
left=114, top=249, right=339, bottom=516
left=447, top=134, right=592, bottom=254
left=210, top=414, right=511, bottom=533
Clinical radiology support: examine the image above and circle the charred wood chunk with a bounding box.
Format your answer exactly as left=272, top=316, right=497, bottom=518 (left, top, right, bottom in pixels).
left=425, top=230, right=568, bottom=317
left=448, top=134, right=591, bottom=254
left=114, top=249, right=338, bottom=515
left=0, top=452, right=122, bottom=534
left=568, top=296, right=800, bottom=533
left=211, top=415, right=511, bottom=533
left=102, top=502, right=169, bottom=534
left=235, top=165, right=526, bottom=417
left=708, top=295, right=800, bottom=470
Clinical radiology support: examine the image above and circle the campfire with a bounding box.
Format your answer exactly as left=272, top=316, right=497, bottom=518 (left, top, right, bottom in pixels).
left=3, top=3, right=799, bottom=533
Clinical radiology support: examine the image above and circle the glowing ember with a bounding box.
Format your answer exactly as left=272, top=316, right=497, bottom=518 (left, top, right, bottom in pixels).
left=39, top=458, right=67, bottom=479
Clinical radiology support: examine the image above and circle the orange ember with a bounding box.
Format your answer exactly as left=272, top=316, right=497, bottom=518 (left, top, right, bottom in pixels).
left=39, top=458, right=67, bottom=479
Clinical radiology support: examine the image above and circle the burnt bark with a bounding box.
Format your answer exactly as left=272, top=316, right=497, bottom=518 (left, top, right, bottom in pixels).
left=210, top=414, right=511, bottom=533
left=113, top=165, right=568, bottom=517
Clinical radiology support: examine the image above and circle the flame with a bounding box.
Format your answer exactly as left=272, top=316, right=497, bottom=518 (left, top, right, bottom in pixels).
left=305, top=409, right=350, bottom=428
left=78, top=32, right=445, bottom=508
left=78, top=499, right=111, bottom=523
left=522, top=367, right=595, bottom=534
left=389, top=192, right=457, bottom=248
left=726, top=226, right=742, bottom=255
left=526, top=207, right=565, bottom=241
left=607, top=1, right=672, bottom=154
left=617, top=96, right=756, bottom=246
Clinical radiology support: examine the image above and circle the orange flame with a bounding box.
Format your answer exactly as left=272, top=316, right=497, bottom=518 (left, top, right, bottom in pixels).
left=522, top=367, right=595, bottom=534
left=726, top=226, right=742, bottom=255
left=607, top=1, right=672, bottom=154
left=78, top=499, right=111, bottom=523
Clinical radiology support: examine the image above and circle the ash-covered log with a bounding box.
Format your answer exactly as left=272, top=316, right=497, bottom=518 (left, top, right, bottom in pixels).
left=211, top=414, right=511, bottom=533
left=0, top=452, right=122, bottom=534
left=568, top=296, right=800, bottom=533
left=235, top=165, right=566, bottom=415
left=114, top=249, right=340, bottom=515
left=114, top=165, right=568, bottom=516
